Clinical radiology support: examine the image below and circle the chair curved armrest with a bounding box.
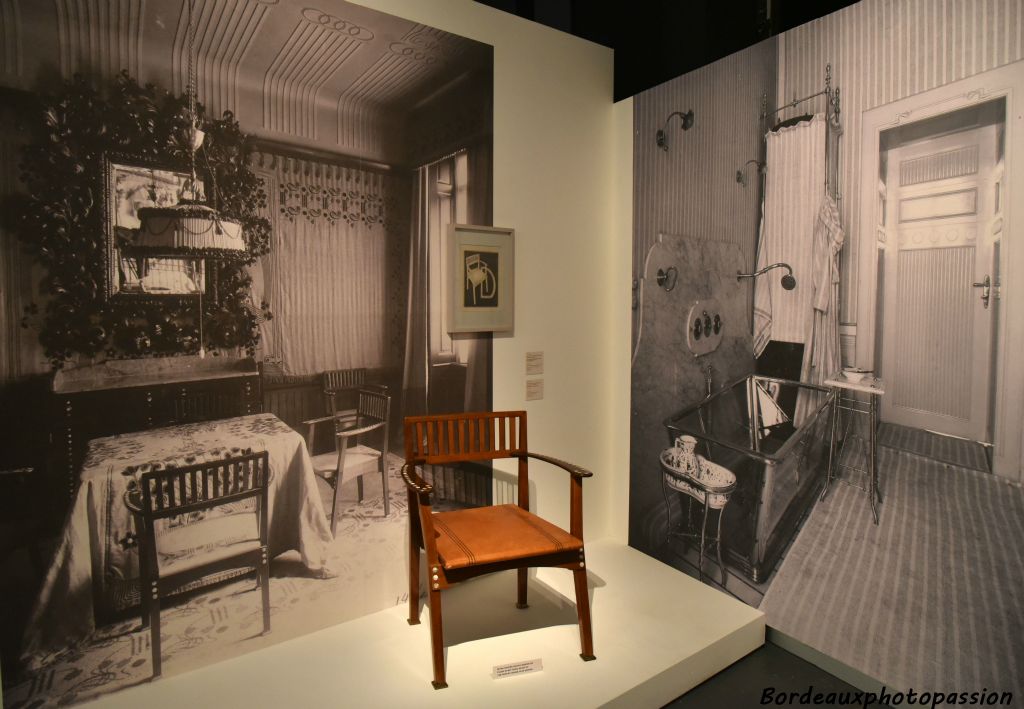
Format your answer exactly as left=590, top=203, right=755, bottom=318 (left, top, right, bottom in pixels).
left=400, top=461, right=433, bottom=495
left=523, top=452, right=593, bottom=480
left=336, top=420, right=385, bottom=439
left=301, top=414, right=337, bottom=427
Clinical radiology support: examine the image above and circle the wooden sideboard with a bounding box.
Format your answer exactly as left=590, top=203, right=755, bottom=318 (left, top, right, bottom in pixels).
left=51, top=356, right=261, bottom=500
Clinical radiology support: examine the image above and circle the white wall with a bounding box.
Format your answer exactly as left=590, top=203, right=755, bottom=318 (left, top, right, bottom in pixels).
left=352, top=0, right=631, bottom=542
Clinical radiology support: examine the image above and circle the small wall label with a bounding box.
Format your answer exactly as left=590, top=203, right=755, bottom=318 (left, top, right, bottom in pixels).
left=493, top=658, right=543, bottom=679
left=526, top=379, right=544, bottom=401
left=526, top=351, right=544, bottom=375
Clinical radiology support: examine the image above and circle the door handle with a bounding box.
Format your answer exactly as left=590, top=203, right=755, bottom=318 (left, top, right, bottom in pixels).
left=972, top=275, right=991, bottom=309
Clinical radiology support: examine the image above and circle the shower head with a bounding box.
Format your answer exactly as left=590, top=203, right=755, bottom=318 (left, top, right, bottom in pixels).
left=656, top=109, right=695, bottom=151
left=737, top=262, right=796, bottom=290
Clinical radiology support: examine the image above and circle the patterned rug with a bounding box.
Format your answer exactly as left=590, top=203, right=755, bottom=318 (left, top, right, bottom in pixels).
left=878, top=422, right=990, bottom=473
left=2, top=453, right=426, bottom=709
left=760, top=445, right=1024, bottom=697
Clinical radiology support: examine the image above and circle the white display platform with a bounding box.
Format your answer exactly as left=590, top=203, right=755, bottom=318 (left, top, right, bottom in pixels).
left=84, top=541, right=764, bottom=708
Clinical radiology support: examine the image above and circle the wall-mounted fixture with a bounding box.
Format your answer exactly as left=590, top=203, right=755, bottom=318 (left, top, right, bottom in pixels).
left=656, top=109, right=695, bottom=151
left=737, top=262, right=797, bottom=290
left=656, top=266, right=678, bottom=292
left=736, top=159, right=766, bottom=187
left=687, top=298, right=724, bottom=356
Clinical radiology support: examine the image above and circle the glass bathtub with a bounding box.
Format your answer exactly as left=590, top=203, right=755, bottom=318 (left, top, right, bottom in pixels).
left=663, top=375, right=834, bottom=583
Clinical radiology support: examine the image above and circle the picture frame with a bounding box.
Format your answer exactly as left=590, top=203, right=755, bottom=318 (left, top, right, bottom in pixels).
left=447, top=224, right=514, bottom=333
left=102, top=155, right=211, bottom=300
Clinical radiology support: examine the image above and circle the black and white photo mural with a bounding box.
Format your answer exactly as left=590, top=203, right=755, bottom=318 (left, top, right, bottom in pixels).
left=629, top=0, right=1024, bottom=703
left=0, top=1, right=492, bottom=705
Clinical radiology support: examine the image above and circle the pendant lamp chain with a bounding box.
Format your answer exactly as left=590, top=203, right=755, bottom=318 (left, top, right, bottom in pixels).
left=186, top=0, right=199, bottom=200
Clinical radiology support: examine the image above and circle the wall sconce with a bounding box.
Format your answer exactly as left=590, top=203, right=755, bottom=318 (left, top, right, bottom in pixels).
left=656, top=109, right=695, bottom=151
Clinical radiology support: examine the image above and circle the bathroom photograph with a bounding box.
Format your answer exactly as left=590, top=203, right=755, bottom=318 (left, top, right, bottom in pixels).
left=629, top=0, right=1024, bottom=702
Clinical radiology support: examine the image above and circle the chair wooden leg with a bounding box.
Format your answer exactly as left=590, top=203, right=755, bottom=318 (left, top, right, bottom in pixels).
left=408, top=541, right=420, bottom=625
left=573, top=567, right=595, bottom=661
left=149, top=590, right=162, bottom=678
left=260, top=548, right=271, bottom=635
left=381, top=461, right=390, bottom=517
left=516, top=567, right=528, bottom=609
left=330, top=474, right=343, bottom=538
left=139, top=572, right=150, bottom=630
left=429, top=589, right=447, bottom=689
left=357, top=476, right=364, bottom=503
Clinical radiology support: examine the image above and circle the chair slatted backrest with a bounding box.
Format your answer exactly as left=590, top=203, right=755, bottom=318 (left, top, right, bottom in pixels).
left=404, top=411, right=527, bottom=464
left=137, top=451, right=270, bottom=521
left=323, top=368, right=366, bottom=392
left=357, top=388, right=390, bottom=425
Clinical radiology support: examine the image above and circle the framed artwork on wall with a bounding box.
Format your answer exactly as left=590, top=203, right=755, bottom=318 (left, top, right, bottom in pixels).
left=447, top=224, right=515, bottom=333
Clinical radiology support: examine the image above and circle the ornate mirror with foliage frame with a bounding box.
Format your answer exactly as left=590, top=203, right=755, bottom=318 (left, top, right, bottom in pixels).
left=103, top=155, right=216, bottom=300
left=11, top=72, right=272, bottom=367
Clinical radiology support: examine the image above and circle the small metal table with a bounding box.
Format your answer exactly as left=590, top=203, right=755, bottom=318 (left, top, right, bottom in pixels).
left=820, top=373, right=885, bottom=524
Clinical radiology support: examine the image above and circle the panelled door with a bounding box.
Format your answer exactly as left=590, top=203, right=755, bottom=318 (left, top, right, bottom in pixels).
left=880, top=124, right=999, bottom=440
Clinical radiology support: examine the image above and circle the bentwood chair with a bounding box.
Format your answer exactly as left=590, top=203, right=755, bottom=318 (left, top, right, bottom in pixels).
left=303, top=387, right=391, bottom=536
left=124, top=451, right=271, bottom=678
left=401, top=411, right=595, bottom=689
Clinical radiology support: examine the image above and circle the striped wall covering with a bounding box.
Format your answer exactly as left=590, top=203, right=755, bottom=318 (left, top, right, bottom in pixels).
left=632, top=39, right=777, bottom=286
left=777, top=0, right=1024, bottom=328
left=760, top=444, right=1024, bottom=697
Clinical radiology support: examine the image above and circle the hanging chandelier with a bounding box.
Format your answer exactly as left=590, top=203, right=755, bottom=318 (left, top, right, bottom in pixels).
left=133, top=0, right=246, bottom=259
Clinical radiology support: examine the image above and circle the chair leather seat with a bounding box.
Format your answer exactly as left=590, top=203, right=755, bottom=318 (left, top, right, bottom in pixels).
left=155, top=512, right=261, bottom=575
left=432, top=504, right=582, bottom=570
left=309, top=445, right=382, bottom=480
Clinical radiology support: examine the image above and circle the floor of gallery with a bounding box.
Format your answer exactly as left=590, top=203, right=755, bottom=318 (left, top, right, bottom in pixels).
left=664, top=638, right=885, bottom=708
left=7, top=541, right=762, bottom=709
left=2, top=455, right=765, bottom=709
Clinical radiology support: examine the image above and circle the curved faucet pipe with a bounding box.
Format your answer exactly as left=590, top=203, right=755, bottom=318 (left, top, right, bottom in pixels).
left=737, top=262, right=797, bottom=290
left=632, top=234, right=669, bottom=366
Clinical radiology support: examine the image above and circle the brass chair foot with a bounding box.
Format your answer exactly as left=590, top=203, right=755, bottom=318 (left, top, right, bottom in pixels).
left=580, top=654, right=596, bottom=661
left=516, top=603, right=529, bottom=609
left=432, top=681, right=449, bottom=690
left=407, top=617, right=420, bottom=625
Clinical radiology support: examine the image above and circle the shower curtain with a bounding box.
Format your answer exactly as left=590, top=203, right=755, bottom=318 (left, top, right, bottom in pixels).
left=753, top=114, right=827, bottom=357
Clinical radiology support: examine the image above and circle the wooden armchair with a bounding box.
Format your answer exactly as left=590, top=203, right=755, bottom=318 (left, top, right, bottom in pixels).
left=303, top=387, right=391, bottom=536
left=322, top=367, right=367, bottom=416
left=124, top=451, right=271, bottom=678
left=401, top=411, right=595, bottom=689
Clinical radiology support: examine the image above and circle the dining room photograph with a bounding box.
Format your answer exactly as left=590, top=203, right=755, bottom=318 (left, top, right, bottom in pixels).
left=0, top=1, right=493, bottom=706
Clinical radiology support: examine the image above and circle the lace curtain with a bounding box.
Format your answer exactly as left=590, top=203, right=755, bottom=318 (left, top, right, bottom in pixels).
left=252, top=155, right=402, bottom=376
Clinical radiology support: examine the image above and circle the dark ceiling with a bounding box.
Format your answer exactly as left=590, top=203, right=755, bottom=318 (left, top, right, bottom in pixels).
left=474, top=0, right=860, bottom=101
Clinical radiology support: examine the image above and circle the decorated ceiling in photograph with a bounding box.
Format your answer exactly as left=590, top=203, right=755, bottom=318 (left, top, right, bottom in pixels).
left=0, top=0, right=491, bottom=163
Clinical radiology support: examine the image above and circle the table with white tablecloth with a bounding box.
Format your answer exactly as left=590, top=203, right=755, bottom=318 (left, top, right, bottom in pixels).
left=21, top=413, right=333, bottom=667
